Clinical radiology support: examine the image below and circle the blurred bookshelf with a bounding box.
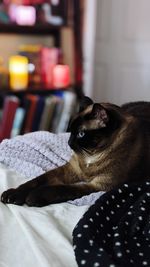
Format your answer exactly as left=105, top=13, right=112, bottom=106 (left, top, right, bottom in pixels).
left=0, top=0, right=84, bottom=140
left=0, top=23, right=63, bottom=46
left=0, top=23, right=63, bottom=34
left=0, top=85, right=75, bottom=95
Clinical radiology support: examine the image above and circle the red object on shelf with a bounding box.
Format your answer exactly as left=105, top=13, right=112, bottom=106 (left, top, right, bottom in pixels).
left=53, top=64, right=70, bottom=88
left=0, top=96, right=20, bottom=141
left=41, top=47, right=60, bottom=88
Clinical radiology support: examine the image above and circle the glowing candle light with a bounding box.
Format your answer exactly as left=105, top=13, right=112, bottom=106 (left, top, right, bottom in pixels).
left=15, top=5, right=36, bottom=26
left=53, top=64, right=71, bottom=88
left=9, top=55, right=29, bottom=90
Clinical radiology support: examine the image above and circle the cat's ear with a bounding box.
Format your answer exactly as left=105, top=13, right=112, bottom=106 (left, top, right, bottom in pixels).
left=92, top=103, right=109, bottom=127
left=79, top=96, right=93, bottom=112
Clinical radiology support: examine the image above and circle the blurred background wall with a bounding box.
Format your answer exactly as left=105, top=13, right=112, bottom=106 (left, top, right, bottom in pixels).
left=84, top=0, right=150, bottom=105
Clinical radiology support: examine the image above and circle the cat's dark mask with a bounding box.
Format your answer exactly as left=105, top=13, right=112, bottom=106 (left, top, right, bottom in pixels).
left=68, top=96, right=123, bottom=153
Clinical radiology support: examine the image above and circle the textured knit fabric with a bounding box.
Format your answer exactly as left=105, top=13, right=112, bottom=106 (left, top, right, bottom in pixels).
left=73, top=179, right=150, bottom=267
left=0, top=131, right=103, bottom=206
left=0, top=131, right=72, bottom=179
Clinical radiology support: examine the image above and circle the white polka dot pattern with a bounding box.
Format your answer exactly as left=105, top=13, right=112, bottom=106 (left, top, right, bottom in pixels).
left=73, top=180, right=150, bottom=267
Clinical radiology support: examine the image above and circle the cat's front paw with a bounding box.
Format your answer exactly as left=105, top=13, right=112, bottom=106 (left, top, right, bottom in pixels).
left=25, top=192, right=49, bottom=207
left=1, top=188, right=27, bottom=205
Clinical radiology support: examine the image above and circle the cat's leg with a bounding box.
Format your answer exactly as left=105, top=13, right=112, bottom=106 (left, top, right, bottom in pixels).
left=25, top=183, right=97, bottom=207
left=1, top=163, right=79, bottom=205
left=1, top=174, right=51, bottom=205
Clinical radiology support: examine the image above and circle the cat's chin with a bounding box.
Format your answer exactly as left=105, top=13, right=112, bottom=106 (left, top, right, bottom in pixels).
left=70, top=145, right=84, bottom=154
left=72, top=147, right=82, bottom=153
left=68, top=143, right=76, bottom=151
left=68, top=142, right=81, bottom=153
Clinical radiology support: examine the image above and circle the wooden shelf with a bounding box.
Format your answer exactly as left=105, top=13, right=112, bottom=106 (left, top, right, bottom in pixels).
left=0, top=84, right=83, bottom=99
left=0, top=86, right=73, bottom=95
left=0, top=23, right=65, bottom=46
left=0, top=23, right=64, bottom=35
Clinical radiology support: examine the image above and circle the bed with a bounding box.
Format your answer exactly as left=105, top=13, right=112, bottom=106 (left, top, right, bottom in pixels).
left=0, top=163, right=89, bottom=267
left=0, top=131, right=149, bottom=267
left=0, top=131, right=102, bottom=267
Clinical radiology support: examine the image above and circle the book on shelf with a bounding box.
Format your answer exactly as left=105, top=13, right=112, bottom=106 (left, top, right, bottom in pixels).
left=0, top=89, right=77, bottom=139
left=31, top=96, right=45, bottom=132
left=0, top=96, right=20, bottom=141
left=49, top=96, right=64, bottom=132
left=56, top=91, right=76, bottom=133
left=20, top=96, right=33, bottom=134
left=23, top=94, right=39, bottom=133
left=11, top=107, right=25, bottom=138
left=38, top=95, right=56, bottom=131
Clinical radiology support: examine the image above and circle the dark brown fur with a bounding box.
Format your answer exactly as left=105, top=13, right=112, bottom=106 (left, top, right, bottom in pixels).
left=1, top=97, right=150, bottom=206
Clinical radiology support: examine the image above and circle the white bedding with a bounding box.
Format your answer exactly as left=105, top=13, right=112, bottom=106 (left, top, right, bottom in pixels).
left=0, top=163, right=88, bottom=267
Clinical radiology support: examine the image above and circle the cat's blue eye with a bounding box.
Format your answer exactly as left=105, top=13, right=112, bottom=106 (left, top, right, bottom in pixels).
left=77, top=131, right=85, bottom=138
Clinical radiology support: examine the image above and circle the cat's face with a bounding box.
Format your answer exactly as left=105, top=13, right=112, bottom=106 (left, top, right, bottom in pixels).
left=68, top=97, right=125, bottom=154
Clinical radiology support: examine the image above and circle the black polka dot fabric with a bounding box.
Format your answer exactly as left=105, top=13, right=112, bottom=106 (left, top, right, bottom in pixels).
left=73, top=180, right=150, bottom=267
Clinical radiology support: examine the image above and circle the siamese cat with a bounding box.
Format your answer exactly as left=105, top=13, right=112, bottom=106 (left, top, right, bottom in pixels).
left=1, top=97, right=150, bottom=207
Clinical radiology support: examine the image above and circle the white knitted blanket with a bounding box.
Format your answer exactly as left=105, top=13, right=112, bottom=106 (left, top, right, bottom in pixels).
left=0, top=131, right=104, bottom=205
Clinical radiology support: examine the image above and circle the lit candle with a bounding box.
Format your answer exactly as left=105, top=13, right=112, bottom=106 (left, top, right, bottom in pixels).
left=15, top=5, right=36, bottom=26
left=53, top=64, right=71, bottom=88
left=9, top=55, right=29, bottom=90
